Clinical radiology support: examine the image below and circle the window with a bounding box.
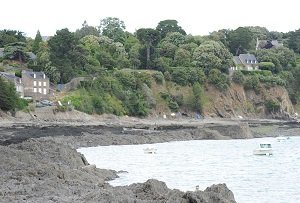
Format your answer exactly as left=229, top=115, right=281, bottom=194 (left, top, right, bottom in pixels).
left=43, top=88, right=47, bottom=95
left=33, top=81, right=37, bottom=86
left=33, top=88, right=37, bottom=93
left=38, top=81, right=42, bottom=86
left=38, top=88, right=42, bottom=93
left=43, top=82, right=46, bottom=87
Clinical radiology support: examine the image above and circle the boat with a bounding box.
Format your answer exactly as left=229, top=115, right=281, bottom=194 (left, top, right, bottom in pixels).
left=143, top=148, right=157, bottom=154
left=253, top=143, right=273, bottom=155
left=276, top=136, right=287, bottom=142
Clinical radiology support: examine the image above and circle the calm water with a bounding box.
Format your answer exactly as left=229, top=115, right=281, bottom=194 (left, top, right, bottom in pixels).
left=78, top=137, right=300, bottom=203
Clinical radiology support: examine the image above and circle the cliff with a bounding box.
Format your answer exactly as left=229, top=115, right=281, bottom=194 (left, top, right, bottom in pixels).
left=204, top=83, right=294, bottom=119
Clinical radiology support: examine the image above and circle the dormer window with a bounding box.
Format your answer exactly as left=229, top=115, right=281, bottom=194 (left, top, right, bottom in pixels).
left=33, top=73, right=36, bottom=78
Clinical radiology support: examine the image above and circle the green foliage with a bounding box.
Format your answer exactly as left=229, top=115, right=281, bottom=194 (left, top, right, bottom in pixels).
left=259, top=62, right=276, bottom=72
left=164, top=71, right=171, bottom=81
left=192, top=40, right=233, bottom=73
left=227, top=27, right=254, bottom=55
left=75, top=20, right=99, bottom=38
left=4, top=42, right=29, bottom=62
left=15, top=70, right=22, bottom=78
left=159, top=92, right=179, bottom=112
left=171, top=68, right=188, bottom=86
left=152, top=72, right=164, bottom=84
left=192, top=82, right=204, bottom=113
left=0, top=77, right=19, bottom=111
left=0, top=30, right=26, bottom=47
left=232, top=70, right=245, bottom=84
left=99, top=17, right=126, bottom=43
left=208, top=69, right=230, bottom=91
left=156, top=20, right=186, bottom=39
left=32, top=30, right=42, bottom=54
left=244, top=75, right=260, bottom=92
left=265, top=100, right=280, bottom=113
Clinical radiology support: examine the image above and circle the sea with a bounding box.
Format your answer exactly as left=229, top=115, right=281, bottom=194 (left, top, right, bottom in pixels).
left=78, top=136, right=300, bottom=203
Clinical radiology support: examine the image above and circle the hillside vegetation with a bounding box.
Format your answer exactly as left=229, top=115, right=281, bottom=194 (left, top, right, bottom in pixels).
left=1, top=19, right=300, bottom=118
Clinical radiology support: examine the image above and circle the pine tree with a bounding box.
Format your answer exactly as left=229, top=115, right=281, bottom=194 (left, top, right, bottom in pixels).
left=32, top=30, right=42, bottom=54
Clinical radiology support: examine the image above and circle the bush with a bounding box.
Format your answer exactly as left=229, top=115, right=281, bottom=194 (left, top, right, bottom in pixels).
left=232, top=71, right=245, bottom=84
left=208, top=69, right=230, bottom=91
left=259, top=62, right=276, bottom=72
left=152, top=72, right=164, bottom=85
left=164, top=71, right=171, bottom=81
left=171, top=68, right=188, bottom=86
left=168, top=100, right=179, bottom=112
left=244, top=75, right=260, bottom=92
left=265, top=99, right=280, bottom=113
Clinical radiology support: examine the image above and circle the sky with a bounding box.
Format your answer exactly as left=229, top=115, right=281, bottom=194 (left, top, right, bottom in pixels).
left=1, top=0, right=300, bottom=38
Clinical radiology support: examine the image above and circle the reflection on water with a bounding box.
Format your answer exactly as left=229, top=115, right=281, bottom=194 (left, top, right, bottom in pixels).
left=78, top=136, right=300, bottom=203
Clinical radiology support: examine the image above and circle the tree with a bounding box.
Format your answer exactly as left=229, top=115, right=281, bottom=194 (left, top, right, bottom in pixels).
left=48, top=28, right=85, bottom=83
left=99, top=17, right=126, bottom=43
left=0, top=77, right=18, bottom=111
left=287, top=29, right=300, bottom=54
left=192, top=41, right=233, bottom=74
left=174, top=48, right=191, bottom=66
left=0, top=30, right=26, bottom=47
left=227, top=27, right=254, bottom=55
left=32, top=30, right=42, bottom=54
left=75, top=20, right=99, bottom=39
left=156, top=20, right=186, bottom=39
left=4, top=42, right=29, bottom=62
left=136, top=28, right=160, bottom=69
left=192, top=82, right=204, bottom=114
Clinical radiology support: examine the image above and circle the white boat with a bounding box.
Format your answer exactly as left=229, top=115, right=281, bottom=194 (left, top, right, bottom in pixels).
left=276, top=136, right=287, bottom=142
left=253, top=143, right=273, bottom=155
left=143, top=148, right=157, bottom=154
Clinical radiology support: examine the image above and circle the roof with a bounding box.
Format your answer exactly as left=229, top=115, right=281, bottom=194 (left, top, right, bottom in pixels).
left=238, top=54, right=257, bottom=62
left=233, top=56, right=242, bottom=65
left=0, top=72, right=21, bottom=83
left=257, top=40, right=283, bottom=49
left=22, top=70, right=48, bottom=80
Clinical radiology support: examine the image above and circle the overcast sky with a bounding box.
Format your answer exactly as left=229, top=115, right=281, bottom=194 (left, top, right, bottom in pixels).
left=1, top=0, right=299, bottom=38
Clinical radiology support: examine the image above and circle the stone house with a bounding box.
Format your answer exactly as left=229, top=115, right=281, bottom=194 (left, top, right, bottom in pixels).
left=22, top=70, right=50, bottom=100
left=0, top=72, right=24, bottom=98
left=229, top=54, right=259, bottom=72
left=256, top=39, right=283, bottom=50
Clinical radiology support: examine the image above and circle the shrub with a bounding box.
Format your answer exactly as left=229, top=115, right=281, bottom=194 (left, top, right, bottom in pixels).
left=152, top=72, right=164, bottom=84
left=192, top=82, right=204, bottom=113
left=265, top=100, right=280, bottom=113
left=244, top=75, right=260, bottom=92
left=259, top=62, right=276, bottom=72
left=171, top=68, right=188, bottom=86
left=208, top=69, right=230, bottom=91
left=232, top=71, right=245, bottom=84
left=164, top=71, right=171, bottom=81
left=168, top=100, right=179, bottom=112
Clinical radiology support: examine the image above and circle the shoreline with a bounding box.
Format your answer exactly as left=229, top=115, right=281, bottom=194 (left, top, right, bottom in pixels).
left=1, top=118, right=299, bottom=202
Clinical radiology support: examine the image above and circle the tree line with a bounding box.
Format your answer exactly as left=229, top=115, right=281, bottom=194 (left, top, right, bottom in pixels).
left=1, top=18, right=300, bottom=114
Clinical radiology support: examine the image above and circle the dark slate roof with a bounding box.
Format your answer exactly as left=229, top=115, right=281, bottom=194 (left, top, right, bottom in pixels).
left=22, top=70, right=48, bottom=79
left=232, top=54, right=258, bottom=66
left=233, top=56, right=242, bottom=65
left=0, top=72, right=21, bottom=83
left=238, top=54, right=257, bottom=63
left=257, top=40, right=282, bottom=49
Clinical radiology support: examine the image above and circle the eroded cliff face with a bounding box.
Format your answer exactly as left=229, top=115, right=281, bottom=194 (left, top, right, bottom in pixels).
left=204, top=84, right=294, bottom=119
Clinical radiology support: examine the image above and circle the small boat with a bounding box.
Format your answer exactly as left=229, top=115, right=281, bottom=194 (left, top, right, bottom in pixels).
left=276, top=136, right=287, bottom=142
left=143, top=148, right=157, bottom=154
left=253, top=143, right=273, bottom=155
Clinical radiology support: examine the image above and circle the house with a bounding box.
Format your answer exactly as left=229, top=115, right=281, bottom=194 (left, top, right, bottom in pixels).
left=0, top=72, right=24, bottom=98
left=22, top=70, right=50, bottom=100
left=256, top=39, right=283, bottom=50
left=230, top=54, right=259, bottom=72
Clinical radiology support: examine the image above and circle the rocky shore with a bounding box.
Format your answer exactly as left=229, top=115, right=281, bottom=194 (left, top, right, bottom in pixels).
left=1, top=116, right=299, bottom=202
